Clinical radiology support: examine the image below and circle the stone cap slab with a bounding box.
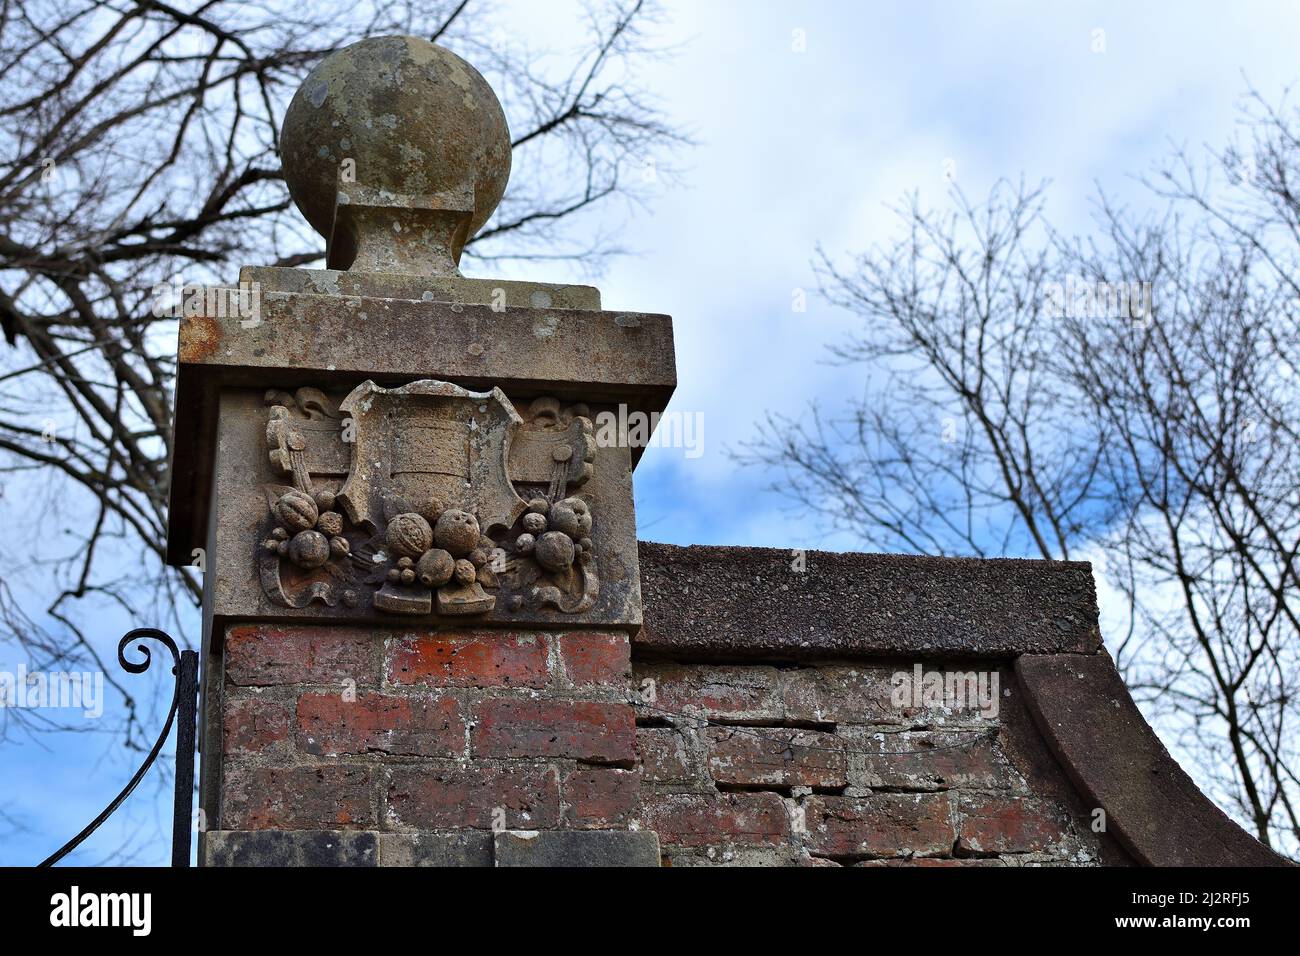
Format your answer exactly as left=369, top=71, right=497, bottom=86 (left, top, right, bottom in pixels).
left=635, top=541, right=1102, bottom=660
left=242, top=265, right=602, bottom=310
left=175, top=293, right=674, bottom=398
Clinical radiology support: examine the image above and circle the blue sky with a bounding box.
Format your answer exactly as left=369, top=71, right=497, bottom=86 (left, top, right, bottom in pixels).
left=5, top=0, right=1300, bottom=865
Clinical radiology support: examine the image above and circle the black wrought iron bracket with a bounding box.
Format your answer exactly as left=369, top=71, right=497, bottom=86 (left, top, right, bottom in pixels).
left=38, top=628, right=200, bottom=867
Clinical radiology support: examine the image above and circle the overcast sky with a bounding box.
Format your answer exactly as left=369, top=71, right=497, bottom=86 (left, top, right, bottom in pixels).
left=6, top=0, right=1300, bottom=865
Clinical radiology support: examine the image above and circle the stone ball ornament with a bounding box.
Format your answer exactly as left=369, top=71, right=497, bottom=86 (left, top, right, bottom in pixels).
left=279, top=35, right=512, bottom=275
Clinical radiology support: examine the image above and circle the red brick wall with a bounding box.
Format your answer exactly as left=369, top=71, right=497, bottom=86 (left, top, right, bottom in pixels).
left=210, top=623, right=1131, bottom=865
left=629, top=659, right=1130, bottom=866
left=215, top=624, right=637, bottom=834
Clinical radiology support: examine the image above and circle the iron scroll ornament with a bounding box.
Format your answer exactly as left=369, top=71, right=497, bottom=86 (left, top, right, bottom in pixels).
left=38, top=629, right=199, bottom=867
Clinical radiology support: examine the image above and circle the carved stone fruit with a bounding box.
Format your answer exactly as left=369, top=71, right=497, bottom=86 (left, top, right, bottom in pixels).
left=317, top=511, right=344, bottom=537
left=535, top=531, right=575, bottom=572
left=417, top=496, right=445, bottom=523
left=434, top=509, right=480, bottom=557
left=276, top=490, right=318, bottom=532
left=314, top=490, right=336, bottom=512
left=563, top=497, right=592, bottom=534
left=289, top=530, right=330, bottom=568
left=454, top=558, right=477, bottom=585
left=386, top=512, right=433, bottom=558
left=548, top=500, right=581, bottom=538
left=329, top=536, right=351, bottom=558
left=522, top=512, right=547, bottom=535
left=416, top=548, right=455, bottom=587
left=526, top=498, right=549, bottom=514
left=515, top=533, right=536, bottom=555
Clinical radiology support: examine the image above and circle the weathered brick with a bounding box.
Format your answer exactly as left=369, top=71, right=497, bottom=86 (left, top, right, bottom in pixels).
left=472, top=698, right=635, bottom=764
left=955, top=793, right=1069, bottom=855
left=779, top=665, right=903, bottom=725
left=386, top=631, right=548, bottom=688
left=563, top=768, right=642, bottom=827
left=848, top=729, right=1010, bottom=791
left=856, top=857, right=1006, bottom=867
left=226, top=624, right=374, bottom=687
left=297, top=692, right=464, bottom=757
left=705, top=727, right=847, bottom=789
left=222, top=696, right=291, bottom=756
left=637, top=727, right=697, bottom=784
left=386, top=765, right=560, bottom=830
left=634, top=662, right=783, bottom=722
left=634, top=792, right=790, bottom=847
left=222, top=765, right=375, bottom=830
left=660, top=844, right=801, bottom=867
left=805, top=793, right=954, bottom=859
left=494, top=830, right=661, bottom=867
left=558, top=632, right=630, bottom=685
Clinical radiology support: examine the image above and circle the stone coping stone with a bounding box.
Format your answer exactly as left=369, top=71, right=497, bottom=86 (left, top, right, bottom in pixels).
left=1017, top=653, right=1291, bottom=867
left=636, top=541, right=1102, bottom=660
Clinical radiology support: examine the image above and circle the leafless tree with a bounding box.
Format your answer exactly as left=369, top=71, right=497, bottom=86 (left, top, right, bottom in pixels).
left=0, top=0, right=682, bottom=853
left=742, top=90, right=1300, bottom=857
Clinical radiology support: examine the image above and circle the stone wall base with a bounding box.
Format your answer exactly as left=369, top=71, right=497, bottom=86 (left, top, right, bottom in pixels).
left=202, top=829, right=660, bottom=867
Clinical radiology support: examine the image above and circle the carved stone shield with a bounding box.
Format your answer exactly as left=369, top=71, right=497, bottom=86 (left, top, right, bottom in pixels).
left=336, top=380, right=526, bottom=537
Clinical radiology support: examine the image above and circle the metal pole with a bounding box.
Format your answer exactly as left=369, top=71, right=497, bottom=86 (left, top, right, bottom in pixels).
left=171, top=649, right=200, bottom=867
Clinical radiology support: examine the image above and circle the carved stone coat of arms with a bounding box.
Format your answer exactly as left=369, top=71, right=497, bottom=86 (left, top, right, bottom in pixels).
left=257, top=380, right=599, bottom=617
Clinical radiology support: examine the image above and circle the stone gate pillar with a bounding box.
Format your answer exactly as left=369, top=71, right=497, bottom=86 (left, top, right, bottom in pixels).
left=165, top=36, right=674, bottom=866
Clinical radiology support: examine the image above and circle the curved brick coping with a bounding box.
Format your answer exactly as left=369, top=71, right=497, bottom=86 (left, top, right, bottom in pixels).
left=1016, top=653, right=1290, bottom=867
left=636, top=542, right=1101, bottom=660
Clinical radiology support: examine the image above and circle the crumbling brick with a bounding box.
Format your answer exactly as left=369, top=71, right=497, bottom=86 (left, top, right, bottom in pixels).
left=226, top=624, right=375, bottom=687
left=386, top=631, right=548, bottom=688
left=472, top=698, right=635, bottom=764
left=386, top=765, right=561, bottom=830
left=297, top=691, right=464, bottom=758
left=804, top=793, right=955, bottom=859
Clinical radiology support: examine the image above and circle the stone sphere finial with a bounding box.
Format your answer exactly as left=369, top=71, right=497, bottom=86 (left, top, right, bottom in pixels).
left=280, top=36, right=511, bottom=277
